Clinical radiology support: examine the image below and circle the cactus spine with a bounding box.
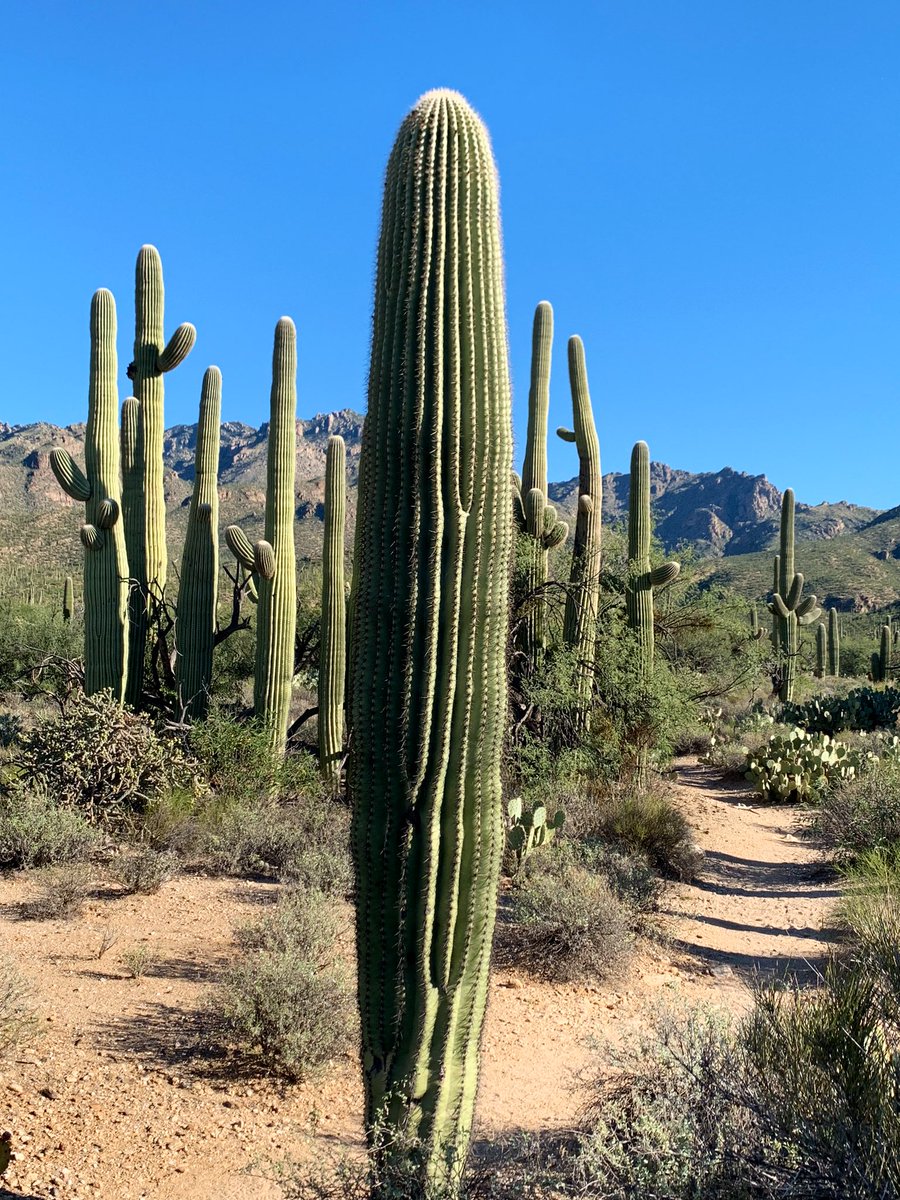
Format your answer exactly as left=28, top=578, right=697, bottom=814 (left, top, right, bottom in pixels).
left=768, top=489, right=822, bottom=703
left=555, top=336, right=602, bottom=722
left=872, top=624, right=891, bottom=683
left=175, top=367, right=221, bottom=718
left=123, top=246, right=196, bottom=706
left=827, top=607, right=840, bottom=677
left=226, top=319, right=297, bottom=752
left=62, top=576, right=74, bottom=623
left=815, top=622, right=827, bottom=678
left=49, top=290, right=129, bottom=699
left=348, top=91, right=512, bottom=1191
left=626, top=441, right=679, bottom=674
left=318, top=435, right=346, bottom=787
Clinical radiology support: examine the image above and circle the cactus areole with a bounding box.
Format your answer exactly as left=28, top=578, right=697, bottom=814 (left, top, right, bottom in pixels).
left=348, top=90, right=512, bottom=1191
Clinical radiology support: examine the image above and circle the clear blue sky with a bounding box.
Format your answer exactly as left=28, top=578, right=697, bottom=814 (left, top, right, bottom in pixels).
left=2, top=2, right=899, bottom=508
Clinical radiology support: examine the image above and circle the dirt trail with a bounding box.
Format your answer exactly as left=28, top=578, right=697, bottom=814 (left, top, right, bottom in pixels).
left=0, top=758, right=842, bottom=1199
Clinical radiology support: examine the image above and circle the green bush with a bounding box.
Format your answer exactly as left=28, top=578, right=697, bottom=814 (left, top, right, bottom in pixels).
left=0, top=596, right=83, bottom=693
left=213, top=886, right=353, bottom=1080
left=584, top=781, right=703, bottom=881
left=816, top=760, right=900, bottom=858
left=0, top=786, right=99, bottom=869
left=25, top=862, right=94, bottom=919
left=745, top=727, right=876, bottom=803
left=187, top=708, right=320, bottom=802
left=0, top=960, right=37, bottom=1059
left=109, top=846, right=177, bottom=894
left=15, top=690, right=195, bottom=823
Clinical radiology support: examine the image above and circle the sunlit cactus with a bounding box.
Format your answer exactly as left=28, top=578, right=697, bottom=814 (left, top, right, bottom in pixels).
left=318, top=435, right=346, bottom=787
left=626, top=441, right=679, bottom=674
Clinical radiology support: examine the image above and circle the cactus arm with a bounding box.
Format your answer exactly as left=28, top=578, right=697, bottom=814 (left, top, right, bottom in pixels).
left=49, top=449, right=91, bottom=502
left=556, top=426, right=576, bottom=443
left=786, top=573, right=804, bottom=610
left=225, top=523, right=256, bottom=570
left=649, top=561, right=681, bottom=588
left=158, top=323, right=197, bottom=373
left=522, top=301, right=552, bottom=499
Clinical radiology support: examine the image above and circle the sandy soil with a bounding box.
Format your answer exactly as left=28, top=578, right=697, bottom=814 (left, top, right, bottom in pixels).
left=0, top=758, right=842, bottom=1199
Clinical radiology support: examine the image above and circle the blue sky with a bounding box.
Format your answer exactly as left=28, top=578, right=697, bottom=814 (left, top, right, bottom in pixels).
left=2, top=2, right=899, bottom=507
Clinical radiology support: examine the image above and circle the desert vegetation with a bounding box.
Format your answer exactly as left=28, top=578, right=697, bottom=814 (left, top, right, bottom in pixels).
left=1, top=87, right=899, bottom=1200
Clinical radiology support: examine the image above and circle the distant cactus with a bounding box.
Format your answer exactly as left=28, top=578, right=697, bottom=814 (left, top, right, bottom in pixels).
left=62, top=576, right=74, bottom=624
left=49, top=290, right=129, bottom=699
left=123, top=245, right=196, bottom=706
left=225, top=319, right=297, bottom=752
left=626, top=441, right=679, bottom=674
left=815, top=623, right=827, bottom=678
left=507, top=796, right=565, bottom=873
left=175, top=367, right=221, bottom=719
left=768, top=489, right=822, bottom=702
left=749, top=603, right=763, bottom=640
left=318, top=435, right=346, bottom=786
left=556, top=337, right=601, bottom=724
left=348, top=90, right=512, bottom=1192
left=872, top=624, right=891, bottom=683
left=827, top=607, right=840, bottom=677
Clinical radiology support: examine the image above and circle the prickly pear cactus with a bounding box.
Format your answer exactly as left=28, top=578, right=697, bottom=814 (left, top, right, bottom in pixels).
left=347, top=90, right=512, bottom=1192
left=175, top=367, right=221, bottom=719
left=49, top=290, right=129, bottom=700
left=506, top=796, right=565, bottom=873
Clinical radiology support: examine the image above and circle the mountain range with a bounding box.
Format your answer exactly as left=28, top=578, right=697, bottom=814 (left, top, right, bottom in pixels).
left=2, top=413, right=898, bottom=610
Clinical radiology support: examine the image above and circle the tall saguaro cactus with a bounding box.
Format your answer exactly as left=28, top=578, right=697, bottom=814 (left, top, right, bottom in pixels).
left=556, top=336, right=602, bottom=723
left=626, top=441, right=679, bottom=675
left=815, top=623, right=827, bottom=678
left=62, top=576, right=74, bottom=623
left=318, top=435, right=346, bottom=787
left=768, top=489, right=822, bottom=702
left=872, top=624, right=891, bottom=683
left=513, top=301, right=564, bottom=667
left=50, top=290, right=129, bottom=699
left=226, top=319, right=298, bottom=752
left=348, top=91, right=512, bottom=1192
left=175, top=367, right=222, bottom=718
left=827, top=607, right=840, bottom=677
left=123, top=245, right=196, bottom=706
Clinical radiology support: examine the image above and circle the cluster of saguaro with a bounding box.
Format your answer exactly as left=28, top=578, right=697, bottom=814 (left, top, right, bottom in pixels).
left=175, top=367, right=222, bottom=718
left=556, top=336, right=602, bottom=725
left=513, top=302, right=567, bottom=669
left=347, top=90, right=512, bottom=1193
left=50, top=290, right=130, bottom=699
left=226, top=319, right=298, bottom=753
left=768, top=489, right=822, bottom=702
left=626, top=441, right=679, bottom=675
left=318, top=435, right=346, bottom=786
left=872, top=624, right=892, bottom=683
left=123, top=246, right=197, bottom=705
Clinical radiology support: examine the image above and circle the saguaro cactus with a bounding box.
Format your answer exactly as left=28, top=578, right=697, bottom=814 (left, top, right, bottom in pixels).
left=175, top=367, right=222, bottom=719
left=626, top=441, right=679, bottom=674
left=123, top=245, right=196, bottom=706
left=318, top=435, right=346, bottom=787
left=513, top=302, right=561, bottom=665
left=49, top=290, right=129, bottom=699
left=556, top=336, right=602, bottom=722
left=815, top=623, right=827, bottom=678
left=62, top=576, right=74, bottom=623
left=872, top=624, right=891, bottom=683
left=226, top=319, right=298, bottom=752
left=768, top=489, right=822, bottom=702
left=827, top=607, right=840, bottom=677
left=749, top=603, right=763, bottom=640
left=348, top=90, right=512, bottom=1192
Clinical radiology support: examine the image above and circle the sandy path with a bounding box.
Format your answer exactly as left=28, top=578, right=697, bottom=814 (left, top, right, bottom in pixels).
left=0, top=759, right=841, bottom=1198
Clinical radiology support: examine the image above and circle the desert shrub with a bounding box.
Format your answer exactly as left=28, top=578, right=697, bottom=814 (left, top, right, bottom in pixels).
left=497, top=859, right=634, bottom=983
left=0, top=785, right=99, bottom=868
left=745, top=727, right=876, bottom=803
left=816, top=759, right=900, bottom=858
left=577, top=843, right=664, bottom=917
left=187, top=708, right=320, bottom=801
left=0, top=596, right=83, bottom=693
left=213, top=886, right=352, bottom=1080
left=25, top=862, right=94, bottom=919
left=782, top=685, right=900, bottom=734
left=109, top=846, right=177, bottom=894
left=0, top=960, right=37, bottom=1058
left=584, top=781, right=703, bottom=881
left=15, top=690, right=195, bottom=823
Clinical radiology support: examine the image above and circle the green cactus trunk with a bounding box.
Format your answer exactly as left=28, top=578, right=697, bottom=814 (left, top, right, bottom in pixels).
left=872, top=624, right=891, bottom=683
left=318, top=434, right=346, bottom=787
left=175, top=367, right=221, bottom=719
left=827, top=607, right=840, bottom=676
left=225, top=319, right=298, bottom=752
left=62, top=576, right=74, bottom=623
left=348, top=90, right=512, bottom=1193
left=520, top=301, right=553, bottom=664
left=815, top=623, right=826, bottom=678
left=556, top=336, right=602, bottom=726
left=625, top=441, right=679, bottom=676
left=769, top=489, right=822, bottom=703
left=49, top=290, right=129, bottom=699
left=123, top=245, right=196, bottom=707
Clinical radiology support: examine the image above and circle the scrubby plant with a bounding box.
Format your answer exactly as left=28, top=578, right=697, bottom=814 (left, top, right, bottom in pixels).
left=816, top=759, right=900, bottom=858
left=15, top=690, right=194, bottom=823
left=0, top=961, right=37, bottom=1059
left=585, top=780, right=703, bottom=881
left=109, top=846, right=177, bottom=894
left=0, top=786, right=98, bottom=869
left=25, top=862, right=94, bottom=919
left=745, top=726, right=877, bottom=803
left=213, top=886, right=353, bottom=1080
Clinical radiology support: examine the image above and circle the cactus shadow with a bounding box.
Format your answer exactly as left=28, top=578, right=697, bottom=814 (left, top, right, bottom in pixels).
left=94, top=998, right=250, bottom=1083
